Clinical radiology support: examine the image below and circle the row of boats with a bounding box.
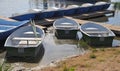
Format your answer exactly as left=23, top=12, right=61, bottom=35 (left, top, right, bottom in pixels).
left=53, top=18, right=115, bottom=46
left=0, top=1, right=113, bottom=58
left=0, top=17, right=115, bottom=57
left=10, top=1, right=110, bottom=21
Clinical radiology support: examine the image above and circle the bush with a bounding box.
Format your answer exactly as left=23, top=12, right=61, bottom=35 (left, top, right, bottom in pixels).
left=90, top=54, right=96, bottom=59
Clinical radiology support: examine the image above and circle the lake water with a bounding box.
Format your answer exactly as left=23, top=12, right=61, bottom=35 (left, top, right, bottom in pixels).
left=0, top=0, right=120, bottom=26
left=0, top=0, right=120, bottom=70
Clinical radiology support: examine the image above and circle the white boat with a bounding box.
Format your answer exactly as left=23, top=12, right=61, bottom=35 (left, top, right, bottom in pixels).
left=53, top=18, right=79, bottom=39
left=80, top=22, right=115, bottom=46
left=4, top=24, right=45, bottom=57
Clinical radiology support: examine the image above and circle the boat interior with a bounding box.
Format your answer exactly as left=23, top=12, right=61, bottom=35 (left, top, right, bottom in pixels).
left=5, top=26, right=44, bottom=47
left=54, top=18, right=79, bottom=29
left=81, top=23, right=115, bottom=37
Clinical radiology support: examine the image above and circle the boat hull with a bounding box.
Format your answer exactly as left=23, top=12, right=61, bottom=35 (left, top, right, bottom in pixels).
left=82, top=32, right=114, bottom=46
left=6, top=43, right=43, bottom=57
left=55, top=29, right=78, bottom=39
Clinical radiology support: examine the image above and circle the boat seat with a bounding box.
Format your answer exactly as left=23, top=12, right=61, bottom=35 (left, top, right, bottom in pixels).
left=18, top=41, right=39, bottom=45
left=56, top=26, right=76, bottom=28
left=12, top=37, right=41, bottom=45
left=24, top=31, right=39, bottom=35
left=12, top=37, right=41, bottom=41
left=85, top=31, right=109, bottom=34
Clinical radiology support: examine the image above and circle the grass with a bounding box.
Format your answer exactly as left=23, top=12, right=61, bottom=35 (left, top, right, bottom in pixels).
left=0, top=61, right=12, bottom=71
left=63, top=64, right=75, bottom=71
left=89, top=53, right=96, bottom=59
left=78, top=40, right=90, bottom=50
left=40, top=41, right=120, bottom=71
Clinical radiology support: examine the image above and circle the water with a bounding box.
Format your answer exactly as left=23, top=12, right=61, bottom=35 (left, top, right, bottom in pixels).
left=0, top=28, right=85, bottom=70
left=88, top=0, right=120, bottom=26
left=0, top=0, right=120, bottom=70
left=0, top=0, right=120, bottom=26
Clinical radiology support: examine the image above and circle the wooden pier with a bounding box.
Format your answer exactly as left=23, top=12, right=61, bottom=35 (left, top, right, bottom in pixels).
left=72, top=10, right=115, bottom=19
left=38, top=10, right=120, bottom=35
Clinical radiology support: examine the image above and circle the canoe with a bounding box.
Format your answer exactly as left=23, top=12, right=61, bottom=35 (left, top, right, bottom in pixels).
left=53, top=18, right=79, bottom=39
left=80, top=22, right=115, bottom=46
left=0, top=19, right=29, bottom=42
left=4, top=25, right=45, bottom=57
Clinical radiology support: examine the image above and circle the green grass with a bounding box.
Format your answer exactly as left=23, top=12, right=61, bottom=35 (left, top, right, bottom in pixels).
left=0, top=61, right=12, bottom=71
left=89, top=53, right=96, bottom=59
left=63, top=64, right=75, bottom=71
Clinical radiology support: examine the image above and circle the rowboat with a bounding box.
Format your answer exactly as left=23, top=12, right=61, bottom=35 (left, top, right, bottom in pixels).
left=4, top=24, right=45, bottom=57
left=0, top=19, right=29, bottom=42
left=80, top=22, right=115, bottom=46
left=53, top=18, right=79, bottom=39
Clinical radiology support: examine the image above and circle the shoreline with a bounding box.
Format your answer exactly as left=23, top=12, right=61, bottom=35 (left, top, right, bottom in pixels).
left=38, top=46, right=120, bottom=71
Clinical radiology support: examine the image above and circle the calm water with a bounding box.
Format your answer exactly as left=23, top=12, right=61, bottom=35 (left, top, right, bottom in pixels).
left=88, top=0, right=120, bottom=26
left=0, top=0, right=120, bottom=70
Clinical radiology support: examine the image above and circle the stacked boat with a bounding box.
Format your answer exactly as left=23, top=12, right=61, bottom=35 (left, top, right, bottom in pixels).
left=80, top=22, right=115, bottom=46
left=53, top=18, right=79, bottom=39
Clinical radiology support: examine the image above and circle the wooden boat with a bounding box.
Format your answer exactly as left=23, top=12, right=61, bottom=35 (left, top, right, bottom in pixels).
left=80, top=22, right=115, bottom=46
left=0, top=19, right=29, bottom=41
left=53, top=18, right=79, bottom=39
left=4, top=23, right=45, bottom=57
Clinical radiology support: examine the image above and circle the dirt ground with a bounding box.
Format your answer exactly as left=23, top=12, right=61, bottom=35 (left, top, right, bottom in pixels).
left=38, top=46, right=120, bottom=71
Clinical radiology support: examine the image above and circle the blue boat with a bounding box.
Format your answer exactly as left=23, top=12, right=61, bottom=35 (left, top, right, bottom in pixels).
left=64, top=8, right=76, bottom=16
left=76, top=7, right=90, bottom=14
left=94, top=2, right=110, bottom=11
left=37, top=10, right=55, bottom=19
left=10, top=2, right=110, bottom=21
left=0, top=19, right=29, bottom=41
left=53, top=9, right=65, bottom=17
left=10, top=13, right=37, bottom=21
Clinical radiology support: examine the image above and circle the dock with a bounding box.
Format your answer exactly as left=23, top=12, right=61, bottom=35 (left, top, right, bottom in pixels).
left=38, top=10, right=120, bottom=35
left=72, top=10, right=115, bottom=19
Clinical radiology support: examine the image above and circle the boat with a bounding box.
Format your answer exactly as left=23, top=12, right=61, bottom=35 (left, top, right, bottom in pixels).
left=53, top=18, right=79, bottom=39
left=10, top=1, right=110, bottom=21
left=4, top=22, right=45, bottom=57
left=0, top=19, right=29, bottom=42
left=80, top=22, right=115, bottom=46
